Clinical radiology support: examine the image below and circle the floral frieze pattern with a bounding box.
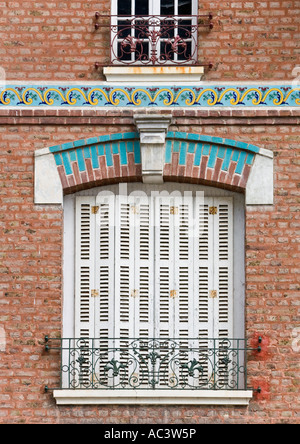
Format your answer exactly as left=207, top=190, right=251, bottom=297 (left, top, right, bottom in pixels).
left=1, top=84, right=300, bottom=107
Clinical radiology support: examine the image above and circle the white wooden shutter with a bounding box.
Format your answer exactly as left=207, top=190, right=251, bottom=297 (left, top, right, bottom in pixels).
left=133, top=194, right=154, bottom=340
left=173, top=195, right=195, bottom=386
left=75, top=196, right=96, bottom=339
left=213, top=197, right=233, bottom=339
left=193, top=196, right=214, bottom=385
left=194, top=196, right=233, bottom=387
left=114, top=194, right=153, bottom=387
left=213, top=197, right=233, bottom=387
left=93, top=194, right=115, bottom=385
left=154, top=195, right=175, bottom=340
left=114, top=195, right=135, bottom=340
left=74, top=196, right=97, bottom=386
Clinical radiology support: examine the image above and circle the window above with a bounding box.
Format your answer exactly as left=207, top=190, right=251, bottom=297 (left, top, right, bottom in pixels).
left=94, top=0, right=213, bottom=67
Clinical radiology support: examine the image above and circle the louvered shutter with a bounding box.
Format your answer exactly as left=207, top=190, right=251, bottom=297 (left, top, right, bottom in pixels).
left=114, top=194, right=153, bottom=387
left=193, top=196, right=214, bottom=386
left=154, top=195, right=175, bottom=340
left=75, top=196, right=96, bottom=339
left=75, top=196, right=97, bottom=386
left=173, top=195, right=195, bottom=386
left=194, top=196, right=233, bottom=387
left=133, top=194, right=154, bottom=340
left=213, top=197, right=233, bottom=388
left=93, top=193, right=115, bottom=386
left=114, top=195, right=135, bottom=340
left=213, top=197, right=233, bottom=339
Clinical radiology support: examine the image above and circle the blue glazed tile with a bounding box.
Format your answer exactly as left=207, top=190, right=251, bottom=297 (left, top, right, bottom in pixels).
left=119, top=141, right=127, bottom=165
left=194, top=143, right=203, bottom=166
left=224, top=138, right=237, bottom=148
left=207, top=144, right=218, bottom=168
left=187, top=133, right=200, bottom=141
left=235, top=151, right=247, bottom=174
left=199, top=135, right=212, bottom=143
left=167, top=131, right=175, bottom=138
left=188, top=142, right=196, bottom=153
left=76, top=148, right=86, bottom=172
left=105, top=144, right=113, bottom=167
left=173, top=140, right=181, bottom=153
left=90, top=145, right=99, bottom=169
left=247, top=144, right=260, bottom=153
left=245, top=152, right=255, bottom=165
left=111, top=142, right=119, bottom=155
left=175, top=131, right=187, bottom=139
left=61, top=141, right=74, bottom=151
left=165, top=140, right=172, bottom=163
left=86, top=137, right=99, bottom=145
left=127, top=141, right=134, bottom=153
left=98, top=134, right=111, bottom=143
left=97, top=144, right=104, bottom=156
left=49, top=145, right=62, bottom=153
left=53, top=153, right=63, bottom=166
left=122, top=132, right=139, bottom=140
left=236, top=141, right=249, bottom=150
left=134, top=140, right=141, bottom=164
left=232, top=150, right=240, bottom=163
left=217, top=146, right=226, bottom=159
left=69, top=150, right=77, bottom=162
left=222, top=148, right=233, bottom=171
left=212, top=136, right=224, bottom=145
left=83, top=147, right=91, bottom=158
left=110, top=133, right=123, bottom=141
left=179, top=142, right=187, bottom=165
left=202, top=143, right=210, bottom=156
left=61, top=152, right=72, bottom=175
left=73, top=139, right=86, bottom=148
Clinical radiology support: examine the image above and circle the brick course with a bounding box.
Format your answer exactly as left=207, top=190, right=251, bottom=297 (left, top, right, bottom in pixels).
left=0, top=1, right=299, bottom=81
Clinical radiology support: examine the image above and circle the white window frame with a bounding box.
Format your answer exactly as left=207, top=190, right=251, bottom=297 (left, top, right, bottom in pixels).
left=110, top=0, right=198, bottom=65
left=58, top=183, right=252, bottom=405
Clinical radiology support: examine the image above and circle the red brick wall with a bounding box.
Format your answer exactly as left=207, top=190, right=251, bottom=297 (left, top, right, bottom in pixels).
left=0, top=0, right=299, bottom=81
left=0, top=0, right=299, bottom=425
left=0, top=110, right=299, bottom=423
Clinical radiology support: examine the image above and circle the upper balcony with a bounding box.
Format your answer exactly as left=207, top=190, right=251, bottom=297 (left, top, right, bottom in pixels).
left=94, top=12, right=213, bottom=68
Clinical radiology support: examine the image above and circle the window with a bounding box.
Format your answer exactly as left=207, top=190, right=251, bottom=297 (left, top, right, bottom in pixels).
left=68, top=186, right=243, bottom=392
left=110, top=0, right=198, bottom=65
left=54, top=183, right=252, bottom=403
left=75, top=192, right=233, bottom=343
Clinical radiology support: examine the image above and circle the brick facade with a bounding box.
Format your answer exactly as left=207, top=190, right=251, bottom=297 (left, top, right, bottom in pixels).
left=0, top=1, right=299, bottom=424
left=0, top=1, right=299, bottom=81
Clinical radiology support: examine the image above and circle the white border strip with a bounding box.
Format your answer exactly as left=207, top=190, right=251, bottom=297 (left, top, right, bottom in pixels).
left=53, top=389, right=253, bottom=406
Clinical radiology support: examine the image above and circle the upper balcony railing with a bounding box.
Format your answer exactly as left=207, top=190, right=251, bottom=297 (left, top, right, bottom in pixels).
left=44, top=336, right=261, bottom=392
left=94, top=12, right=213, bottom=66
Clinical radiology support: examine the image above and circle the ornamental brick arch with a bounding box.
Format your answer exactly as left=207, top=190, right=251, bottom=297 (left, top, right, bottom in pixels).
left=34, top=131, right=273, bottom=206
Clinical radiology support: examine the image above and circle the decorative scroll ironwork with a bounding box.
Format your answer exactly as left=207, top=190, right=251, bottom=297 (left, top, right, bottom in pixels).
left=44, top=337, right=260, bottom=391
left=94, top=14, right=213, bottom=65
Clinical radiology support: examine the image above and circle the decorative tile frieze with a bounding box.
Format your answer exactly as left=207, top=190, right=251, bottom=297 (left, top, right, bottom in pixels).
left=47, top=132, right=261, bottom=194
left=1, top=84, right=300, bottom=108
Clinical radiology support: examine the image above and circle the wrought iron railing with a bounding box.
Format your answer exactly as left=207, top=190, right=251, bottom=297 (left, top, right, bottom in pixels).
left=44, top=337, right=261, bottom=391
left=94, top=13, right=213, bottom=66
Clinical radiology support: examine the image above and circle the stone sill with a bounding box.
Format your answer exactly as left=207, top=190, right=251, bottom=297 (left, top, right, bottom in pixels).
left=103, top=66, right=204, bottom=82
left=53, top=389, right=253, bottom=405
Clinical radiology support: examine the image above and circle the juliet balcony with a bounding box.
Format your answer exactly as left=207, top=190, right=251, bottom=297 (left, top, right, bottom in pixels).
left=44, top=337, right=261, bottom=405
left=94, top=12, right=213, bottom=67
